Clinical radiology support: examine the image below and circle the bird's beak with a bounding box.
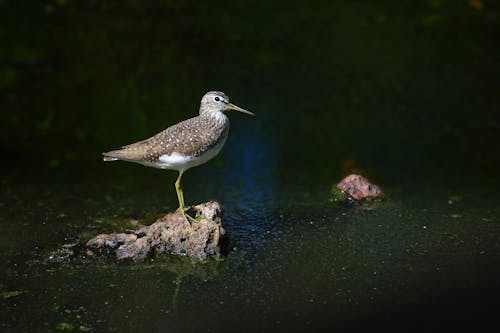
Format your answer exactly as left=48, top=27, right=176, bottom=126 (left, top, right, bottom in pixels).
left=227, top=103, right=255, bottom=116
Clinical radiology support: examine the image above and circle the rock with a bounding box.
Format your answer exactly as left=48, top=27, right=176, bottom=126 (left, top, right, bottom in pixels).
left=48, top=243, right=81, bottom=262
left=336, top=174, right=383, bottom=202
left=54, top=201, right=226, bottom=261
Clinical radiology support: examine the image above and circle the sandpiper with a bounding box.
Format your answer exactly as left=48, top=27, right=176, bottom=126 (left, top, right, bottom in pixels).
left=102, top=91, right=254, bottom=223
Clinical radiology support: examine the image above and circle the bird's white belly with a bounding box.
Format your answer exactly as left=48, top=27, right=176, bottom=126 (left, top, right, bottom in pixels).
left=154, top=135, right=227, bottom=172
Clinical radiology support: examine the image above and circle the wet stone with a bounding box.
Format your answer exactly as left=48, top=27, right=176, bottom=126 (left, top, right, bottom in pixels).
left=53, top=201, right=226, bottom=261
left=48, top=244, right=80, bottom=262
left=335, top=174, right=384, bottom=202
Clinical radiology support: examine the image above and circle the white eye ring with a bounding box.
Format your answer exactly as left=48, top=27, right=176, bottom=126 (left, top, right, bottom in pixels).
left=214, top=96, right=221, bottom=102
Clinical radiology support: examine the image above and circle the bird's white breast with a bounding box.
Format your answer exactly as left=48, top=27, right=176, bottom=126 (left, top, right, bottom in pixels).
left=158, top=152, right=193, bottom=169
left=156, top=132, right=228, bottom=172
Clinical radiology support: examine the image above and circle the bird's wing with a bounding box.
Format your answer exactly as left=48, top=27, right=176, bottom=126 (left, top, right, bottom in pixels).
left=102, top=136, right=155, bottom=162
left=102, top=116, right=220, bottom=163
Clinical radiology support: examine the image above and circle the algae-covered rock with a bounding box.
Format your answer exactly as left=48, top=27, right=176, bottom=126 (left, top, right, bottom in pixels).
left=333, top=174, right=384, bottom=203
left=52, top=201, right=226, bottom=261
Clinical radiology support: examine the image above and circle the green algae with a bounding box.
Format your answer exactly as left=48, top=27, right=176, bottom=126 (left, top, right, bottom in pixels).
left=2, top=290, right=23, bottom=299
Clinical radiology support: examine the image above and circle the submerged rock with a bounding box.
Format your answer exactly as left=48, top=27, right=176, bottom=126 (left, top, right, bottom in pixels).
left=334, top=174, right=383, bottom=202
left=52, top=201, right=226, bottom=261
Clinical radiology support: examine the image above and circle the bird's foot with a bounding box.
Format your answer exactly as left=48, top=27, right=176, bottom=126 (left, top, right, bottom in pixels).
left=178, top=207, right=198, bottom=226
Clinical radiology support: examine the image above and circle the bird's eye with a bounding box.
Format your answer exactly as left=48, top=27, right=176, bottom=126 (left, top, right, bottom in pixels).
left=214, top=96, right=220, bottom=102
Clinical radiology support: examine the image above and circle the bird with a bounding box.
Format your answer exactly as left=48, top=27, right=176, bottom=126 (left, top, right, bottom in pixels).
left=102, top=91, right=254, bottom=224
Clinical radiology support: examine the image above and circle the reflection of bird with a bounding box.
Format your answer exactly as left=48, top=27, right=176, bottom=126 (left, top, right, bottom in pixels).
left=103, top=91, right=254, bottom=224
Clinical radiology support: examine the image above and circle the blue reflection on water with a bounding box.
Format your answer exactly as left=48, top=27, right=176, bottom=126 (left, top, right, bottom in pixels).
left=191, top=116, right=280, bottom=251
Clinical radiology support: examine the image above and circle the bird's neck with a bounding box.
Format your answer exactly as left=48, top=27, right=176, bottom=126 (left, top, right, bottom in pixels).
left=201, top=111, right=229, bottom=127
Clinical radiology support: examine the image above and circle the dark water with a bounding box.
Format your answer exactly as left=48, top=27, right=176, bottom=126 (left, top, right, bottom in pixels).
left=1, top=1, right=500, bottom=332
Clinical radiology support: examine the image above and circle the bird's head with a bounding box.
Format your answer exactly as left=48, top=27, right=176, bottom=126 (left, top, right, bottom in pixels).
left=199, top=91, right=254, bottom=116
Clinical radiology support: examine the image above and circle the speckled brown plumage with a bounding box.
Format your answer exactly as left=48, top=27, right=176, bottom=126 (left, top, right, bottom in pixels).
left=102, top=114, right=229, bottom=164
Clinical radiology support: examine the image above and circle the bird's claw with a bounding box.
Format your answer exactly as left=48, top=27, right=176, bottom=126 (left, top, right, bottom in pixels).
left=178, top=207, right=198, bottom=226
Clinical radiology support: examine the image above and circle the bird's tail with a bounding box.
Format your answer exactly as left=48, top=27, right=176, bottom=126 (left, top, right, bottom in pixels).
left=102, top=151, right=120, bottom=161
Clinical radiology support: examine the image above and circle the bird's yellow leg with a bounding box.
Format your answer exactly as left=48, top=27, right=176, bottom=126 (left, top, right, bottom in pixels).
left=175, top=171, right=185, bottom=212
left=175, top=171, right=196, bottom=224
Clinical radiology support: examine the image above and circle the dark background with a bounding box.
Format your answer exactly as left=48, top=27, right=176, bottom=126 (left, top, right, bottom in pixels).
left=2, top=1, right=499, bottom=179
